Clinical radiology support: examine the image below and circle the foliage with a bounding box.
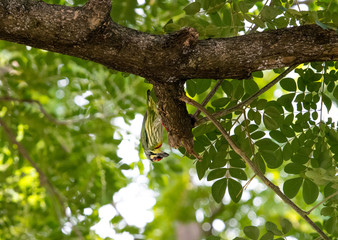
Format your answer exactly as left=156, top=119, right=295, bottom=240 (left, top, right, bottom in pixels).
left=0, top=0, right=337, bottom=240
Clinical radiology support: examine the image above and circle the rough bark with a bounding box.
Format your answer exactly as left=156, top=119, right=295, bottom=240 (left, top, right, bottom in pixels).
left=0, top=0, right=337, bottom=154
left=152, top=81, right=199, bottom=158
left=0, top=0, right=337, bottom=81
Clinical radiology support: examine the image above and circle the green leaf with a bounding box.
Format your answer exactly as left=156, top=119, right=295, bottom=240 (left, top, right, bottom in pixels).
left=211, top=97, right=230, bottom=108
left=265, top=222, right=283, bottom=236
left=333, top=86, right=338, bottom=100
left=238, top=1, right=250, bottom=13
left=260, top=150, right=283, bottom=169
left=186, top=79, right=196, bottom=97
left=321, top=207, right=335, bottom=217
left=252, top=71, right=263, bottom=78
left=212, top=178, right=227, bottom=203
left=322, top=93, right=332, bottom=111
left=282, top=143, right=293, bottom=160
left=280, top=78, right=297, bottom=91
left=256, top=138, right=279, bottom=151
left=256, top=154, right=266, bottom=174
left=229, top=168, right=247, bottom=180
left=163, top=23, right=181, bottom=33
left=263, top=107, right=280, bottom=130
left=232, top=80, right=244, bottom=100
left=277, top=93, right=295, bottom=112
left=315, top=20, right=330, bottom=30
left=229, top=153, right=246, bottom=168
left=303, top=178, right=319, bottom=204
left=269, top=130, right=287, bottom=143
left=222, top=80, right=233, bottom=96
left=291, top=153, right=309, bottom=165
left=228, top=178, right=242, bottom=203
left=196, top=153, right=211, bottom=179
left=244, top=79, right=259, bottom=95
left=324, top=182, right=336, bottom=198
left=211, top=151, right=228, bottom=169
left=252, top=15, right=265, bottom=28
left=284, top=163, right=306, bottom=174
left=206, top=236, right=221, bottom=240
left=210, top=12, right=223, bottom=26
left=261, top=6, right=283, bottom=20
left=259, top=231, right=274, bottom=240
left=254, top=111, right=262, bottom=125
left=193, top=123, right=217, bottom=137
left=256, top=99, right=267, bottom=110
left=283, top=177, right=303, bottom=198
left=119, top=163, right=131, bottom=170
left=207, top=168, right=227, bottom=181
left=244, top=226, right=260, bottom=240
left=280, top=219, right=292, bottom=234
left=324, top=217, right=337, bottom=234
left=183, top=2, right=201, bottom=15
left=251, top=131, right=265, bottom=140
left=195, top=79, right=212, bottom=94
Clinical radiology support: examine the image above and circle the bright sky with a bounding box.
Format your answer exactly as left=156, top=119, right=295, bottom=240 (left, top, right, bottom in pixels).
left=91, top=114, right=156, bottom=239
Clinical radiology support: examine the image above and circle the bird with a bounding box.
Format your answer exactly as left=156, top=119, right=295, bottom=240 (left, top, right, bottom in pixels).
left=140, top=90, right=169, bottom=162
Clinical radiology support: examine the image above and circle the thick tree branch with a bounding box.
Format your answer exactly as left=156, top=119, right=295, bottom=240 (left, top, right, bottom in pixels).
left=0, top=0, right=337, bottom=81
left=1, top=0, right=336, bottom=155
left=181, top=95, right=330, bottom=240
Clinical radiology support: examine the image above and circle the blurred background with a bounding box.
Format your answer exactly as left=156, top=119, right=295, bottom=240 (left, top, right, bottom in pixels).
left=0, top=0, right=337, bottom=239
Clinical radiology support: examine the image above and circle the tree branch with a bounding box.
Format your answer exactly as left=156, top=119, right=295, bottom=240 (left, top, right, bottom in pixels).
left=196, top=64, right=298, bottom=126
left=0, top=0, right=337, bottom=81
left=0, top=118, right=84, bottom=239
left=306, top=191, right=338, bottom=215
left=180, top=95, right=330, bottom=240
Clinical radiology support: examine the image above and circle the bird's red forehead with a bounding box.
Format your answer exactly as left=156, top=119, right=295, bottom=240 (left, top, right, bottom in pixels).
left=152, top=157, right=162, bottom=162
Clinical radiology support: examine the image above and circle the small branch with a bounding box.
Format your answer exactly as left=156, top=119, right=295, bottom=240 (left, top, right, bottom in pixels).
left=192, top=79, right=224, bottom=120
left=181, top=95, right=330, bottom=240
left=195, top=64, right=298, bottom=126
left=248, top=0, right=271, bottom=34
left=306, top=191, right=338, bottom=215
left=0, top=118, right=84, bottom=239
left=320, top=63, right=326, bottom=122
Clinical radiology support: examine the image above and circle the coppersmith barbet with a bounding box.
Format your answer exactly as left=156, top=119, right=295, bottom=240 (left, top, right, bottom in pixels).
left=140, top=90, right=169, bottom=162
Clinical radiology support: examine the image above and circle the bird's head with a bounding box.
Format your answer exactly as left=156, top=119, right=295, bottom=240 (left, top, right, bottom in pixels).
left=145, top=151, right=169, bottom=162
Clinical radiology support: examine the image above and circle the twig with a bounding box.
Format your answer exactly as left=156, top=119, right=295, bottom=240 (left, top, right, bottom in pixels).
left=237, top=174, right=257, bottom=198
left=192, top=79, right=224, bottom=120
left=181, top=95, right=330, bottom=240
left=195, top=64, right=298, bottom=126
left=235, top=108, right=258, bottom=198
left=306, top=191, right=338, bottom=215
left=295, top=0, right=302, bottom=12
left=320, top=63, right=326, bottom=122
left=248, top=0, right=271, bottom=34
left=0, top=118, right=84, bottom=239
